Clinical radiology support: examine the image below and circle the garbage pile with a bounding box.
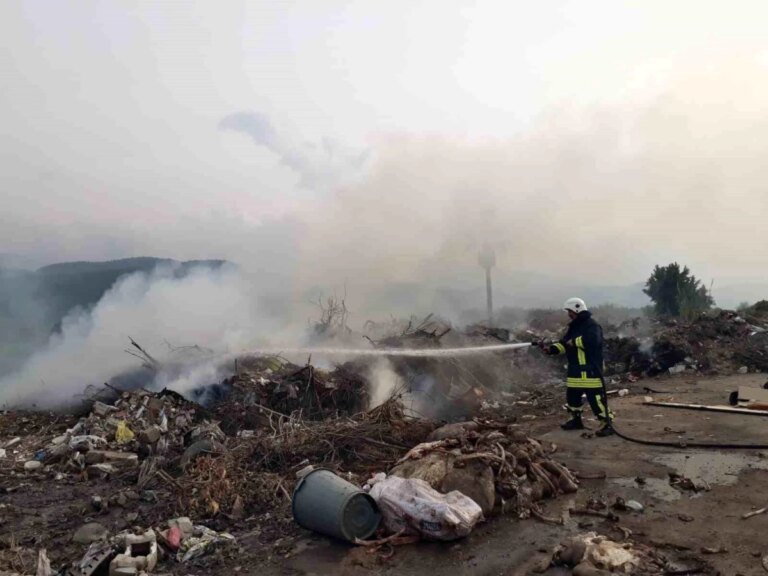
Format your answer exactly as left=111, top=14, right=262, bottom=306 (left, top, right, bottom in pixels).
left=0, top=369, right=588, bottom=576
left=35, top=387, right=208, bottom=479
left=645, top=310, right=768, bottom=374
left=573, top=310, right=768, bottom=383
left=365, top=318, right=534, bottom=419
left=286, top=418, right=579, bottom=547
left=176, top=397, right=435, bottom=520
left=214, top=355, right=369, bottom=432
left=0, top=386, right=247, bottom=573
left=386, top=420, right=578, bottom=521
left=0, top=387, right=418, bottom=572
left=72, top=517, right=235, bottom=575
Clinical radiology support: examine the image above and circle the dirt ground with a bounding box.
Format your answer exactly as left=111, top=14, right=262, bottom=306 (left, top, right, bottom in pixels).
left=269, top=373, right=768, bottom=576
left=2, top=373, right=768, bottom=575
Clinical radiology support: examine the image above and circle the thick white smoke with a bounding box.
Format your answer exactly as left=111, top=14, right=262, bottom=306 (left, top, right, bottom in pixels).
left=366, top=358, right=404, bottom=409
left=0, top=264, right=277, bottom=408
left=4, top=51, right=768, bottom=408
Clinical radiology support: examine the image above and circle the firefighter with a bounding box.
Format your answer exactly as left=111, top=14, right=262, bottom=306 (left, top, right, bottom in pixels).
left=540, top=297, right=614, bottom=436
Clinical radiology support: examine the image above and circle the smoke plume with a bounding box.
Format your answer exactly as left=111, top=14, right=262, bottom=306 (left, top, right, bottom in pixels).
left=3, top=51, right=768, bottom=405
left=0, top=264, right=276, bottom=408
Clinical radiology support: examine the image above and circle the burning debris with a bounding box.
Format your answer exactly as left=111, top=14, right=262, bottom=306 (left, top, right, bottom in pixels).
left=214, top=355, right=369, bottom=431
left=2, top=306, right=766, bottom=574
left=0, top=335, right=580, bottom=574
left=177, top=397, right=434, bottom=521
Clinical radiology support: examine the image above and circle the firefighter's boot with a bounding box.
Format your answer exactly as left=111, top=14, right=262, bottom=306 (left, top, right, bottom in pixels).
left=595, top=422, right=615, bottom=437
left=560, top=415, right=584, bottom=431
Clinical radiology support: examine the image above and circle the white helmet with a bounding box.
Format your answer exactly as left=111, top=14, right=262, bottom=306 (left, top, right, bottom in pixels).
left=564, top=297, right=587, bottom=313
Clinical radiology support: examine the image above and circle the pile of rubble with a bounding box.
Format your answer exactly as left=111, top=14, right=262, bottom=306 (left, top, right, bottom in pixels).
left=177, top=396, right=435, bottom=521
left=364, top=318, right=534, bottom=419
left=35, top=387, right=210, bottom=479
left=214, top=355, right=369, bottom=433
left=9, top=304, right=768, bottom=574
left=604, top=310, right=768, bottom=379
left=387, top=419, right=578, bottom=519
left=0, top=345, right=585, bottom=574
left=0, top=386, right=240, bottom=574
left=19, top=305, right=768, bottom=573
left=70, top=518, right=234, bottom=575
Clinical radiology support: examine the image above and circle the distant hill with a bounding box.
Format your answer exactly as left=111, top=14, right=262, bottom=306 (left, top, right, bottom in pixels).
left=33, top=257, right=227, bottom=327
left=0, top=257, right=229, bottom=377
left=37, top=257, right=226, bottom=276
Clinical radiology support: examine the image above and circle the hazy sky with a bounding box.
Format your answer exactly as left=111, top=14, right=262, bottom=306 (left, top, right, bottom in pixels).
left=2, top=1, right=768, bottom=295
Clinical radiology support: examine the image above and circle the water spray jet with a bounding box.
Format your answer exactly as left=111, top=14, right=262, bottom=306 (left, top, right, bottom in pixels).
left=244, top=342, right=533, bottom=359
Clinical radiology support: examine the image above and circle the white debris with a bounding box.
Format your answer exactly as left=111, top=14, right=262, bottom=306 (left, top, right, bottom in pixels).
left=576, top=532, right=639, bottom=572
left=69, top=435, right=108, bottom=451
left=668, top=364, right=687, bottom=375
left=367, top=474, right=483, bottom=541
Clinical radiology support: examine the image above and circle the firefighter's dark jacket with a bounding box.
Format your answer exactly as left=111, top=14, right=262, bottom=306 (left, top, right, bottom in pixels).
left=546, top=311, right=604, bottom=388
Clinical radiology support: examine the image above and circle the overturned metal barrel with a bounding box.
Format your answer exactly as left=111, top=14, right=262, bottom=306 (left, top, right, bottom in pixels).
left=292, top=468, right=381, bottom=542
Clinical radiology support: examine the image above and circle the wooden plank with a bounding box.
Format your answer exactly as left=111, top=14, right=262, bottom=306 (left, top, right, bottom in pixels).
left=644, top=400, right=768, bottom=417
left=738, top=386, right=768, bottom=404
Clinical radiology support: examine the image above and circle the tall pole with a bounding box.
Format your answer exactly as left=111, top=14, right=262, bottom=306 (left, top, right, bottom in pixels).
left=485, top=266, right=493, bottom=327
left=478, top=243, right=496, bottom=328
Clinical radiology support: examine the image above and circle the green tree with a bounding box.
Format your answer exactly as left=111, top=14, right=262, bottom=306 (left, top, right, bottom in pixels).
left=643, top=263, right=714, bottom=318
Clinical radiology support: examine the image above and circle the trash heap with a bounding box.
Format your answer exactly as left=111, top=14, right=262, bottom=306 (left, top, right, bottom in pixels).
left=37, top=388, right=207, bottom=478
left=0, top=344, right=581, bottom=574
left=0, top=388, right=242, bottom=574
left=598, top=309, right=768, bottom=382
left=215, top=356, right=369, bottom=432
left=177, top=397, right=435, bottom=520
left=386, top=420, right=578, bottom=520
left=645, top=310, right=765, bottom=374
left=365, top=319, right=532, bottom=419
left=72, top=517, right=235, bottom=575
left=169, top=398, right=580, bottom=546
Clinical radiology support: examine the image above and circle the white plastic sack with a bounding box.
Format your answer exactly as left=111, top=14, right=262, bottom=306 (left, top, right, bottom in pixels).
left=367, top=474, right=483, bottom=541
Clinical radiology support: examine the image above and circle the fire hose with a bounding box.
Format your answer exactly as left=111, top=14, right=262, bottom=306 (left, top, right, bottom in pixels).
left=530, top=341, right=768, bottom=450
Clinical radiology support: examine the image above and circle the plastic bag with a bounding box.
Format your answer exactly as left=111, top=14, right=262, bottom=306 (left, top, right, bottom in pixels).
left=115, top=421, right=135, bottom=444
left=178, top=526, right=235, bottom=562
left=367, top=474, right=483, bottom=541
